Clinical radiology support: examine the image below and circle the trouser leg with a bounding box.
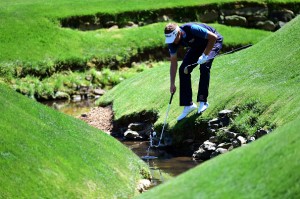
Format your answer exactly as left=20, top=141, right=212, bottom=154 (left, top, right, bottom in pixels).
left=179, top=49, right=201, bottom=106
left=197, top=61, right=212, bottom=102
left=197, top=42, right=223, bottom=102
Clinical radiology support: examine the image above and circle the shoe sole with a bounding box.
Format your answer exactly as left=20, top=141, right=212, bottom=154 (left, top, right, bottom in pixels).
left=177, top=106, right=197, bottom=121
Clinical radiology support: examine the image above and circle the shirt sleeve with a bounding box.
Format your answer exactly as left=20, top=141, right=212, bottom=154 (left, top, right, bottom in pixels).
left=168, top=44, right=178, bottom=56
left=190, top=24, right=208, bottom=39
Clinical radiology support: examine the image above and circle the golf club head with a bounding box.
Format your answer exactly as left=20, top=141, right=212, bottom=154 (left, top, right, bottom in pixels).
left=152, top=131, right=157, bottom=137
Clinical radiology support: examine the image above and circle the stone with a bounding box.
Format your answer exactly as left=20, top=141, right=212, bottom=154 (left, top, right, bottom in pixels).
left=218, top=109, right=233, bottom=118
left=207, top=128, right=216, bottom=134
left=219, top=116, right=230, bottom=127
left=237, top=136, right=247, bottom=145
left=193, top=148, right=212, bottom=161
left=199, top=10, right=219, bottom=23
left=72, top=95, right=82, bottom=101
left=247, top=136, right=256, bottom=143
left=208, top=118, right=220, bottom=125
left=278, top=21, right=287, bottom=29
left=210, top=148, right=228, bottom=158
left=255, top=129, right=268, bottom=138
left=86, top=62, right=96, bottom=68
left=248, top=15, right=268, bottom=22
left=225, top=131, right=237, bottom=139
left=105, top=21, right=117, bottom=27
left=210, top=151, right=220, bottom=158
left=108, top=25, right=119, bottom=30
left=124, top=130, right=140, bottom=139
left=216, top=148, right=228, bottom=154
left=201, top=141, right=216, bottom=151
left=54, top=91, right=70, bottom=100
left=255, top=20, right=276, bottom=31
left=224, top=15, right=248, bottom=27
left=217, top=142, right=232, bottom=149
left=158, top=15, right=169, bottom=22
left=270, top=9, right=295, bottom=22
left=221, top=6, right=268, bottom=17
left=232, top=140, right=240, bottom=148
left=209, top=136, right=219, bottom=143
left=137, top=179, right=151, bottom=193
left=93, top=88, right=105, bottom=96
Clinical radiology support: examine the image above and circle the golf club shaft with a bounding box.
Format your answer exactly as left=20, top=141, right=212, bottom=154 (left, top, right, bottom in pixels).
left=184, top=44, right=252, bottom=73
left=158, top=92, right=174, bottom=146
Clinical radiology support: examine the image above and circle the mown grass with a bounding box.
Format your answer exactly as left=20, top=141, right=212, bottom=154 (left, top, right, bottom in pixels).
left=136, top=116, right=300, bottom=199
left=98, top=15, right=300, bottom=138
left=0, top=0, right=285, bottom=78
left=98, top=14, right=300, bottom=199
left=0, top=22, right=271, bottom=100
left=0, top=22, right=271, bottom=77
left=0, top=83, right=150, bottom=198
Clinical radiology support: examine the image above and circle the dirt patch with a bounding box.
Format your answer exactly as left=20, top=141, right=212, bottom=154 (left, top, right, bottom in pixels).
left=78, top=105, right=114, bottom=134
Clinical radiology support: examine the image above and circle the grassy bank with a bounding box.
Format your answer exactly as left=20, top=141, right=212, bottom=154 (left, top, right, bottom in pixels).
left=0, top=0, right=288, bottom=78
left=3, top=0, right=293, bottom=101
left=136, top=116, right=300, bottom=199
left=98, top=16, right=300, bottom=137
left=0, top=83, right=149, bottom=198
left=97, top=13, right=300, bottom=199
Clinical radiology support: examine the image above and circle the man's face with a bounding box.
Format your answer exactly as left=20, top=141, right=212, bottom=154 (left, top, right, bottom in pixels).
left=173, top=31, right=181, bottom=44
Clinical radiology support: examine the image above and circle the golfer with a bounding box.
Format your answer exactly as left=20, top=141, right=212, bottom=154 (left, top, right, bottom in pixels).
left=164, top=22, right=223, bottom=121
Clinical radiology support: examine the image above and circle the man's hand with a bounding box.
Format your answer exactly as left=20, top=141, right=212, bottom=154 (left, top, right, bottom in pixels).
left=170, top=84, right=176, bottom=94
left=197, top=53, right=208, bottom=65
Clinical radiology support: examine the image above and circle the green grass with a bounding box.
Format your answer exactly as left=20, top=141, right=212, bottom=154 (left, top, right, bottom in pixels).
left=0, top=0, right=282, bottom=101
left=0, top=0, right=283, bottom=78
left=97, top=15, right=300, bottom=199
left=0, top=83, right=149, bottom=198
left=136, top=116, right=300, bottom=199
left=98, top=16, right=300, bottom=135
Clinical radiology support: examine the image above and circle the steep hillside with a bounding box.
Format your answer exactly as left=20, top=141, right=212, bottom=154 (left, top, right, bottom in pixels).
left=99, top=16, right=300, bottom=134
left=136, top=116, right=300, bottom=199
left=0, top=84, right=149, bottom=198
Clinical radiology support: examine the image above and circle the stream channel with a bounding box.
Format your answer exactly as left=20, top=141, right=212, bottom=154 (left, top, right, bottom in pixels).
left=42, top=99, right=201, bottom=186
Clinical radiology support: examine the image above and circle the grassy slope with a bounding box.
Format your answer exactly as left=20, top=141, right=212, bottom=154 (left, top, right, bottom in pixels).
left=136, top=116, right=300, bottom=199
left=0, top=84, right=149, bottom=198
left=99, top=16, right=300, bottom=131
left=98, top=15, right=300, bottom=199
left=0, top=0, right=287, bottom=71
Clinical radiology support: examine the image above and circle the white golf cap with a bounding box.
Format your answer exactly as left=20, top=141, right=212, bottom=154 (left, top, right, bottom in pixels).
left=164, top=25, right=180, bottom=44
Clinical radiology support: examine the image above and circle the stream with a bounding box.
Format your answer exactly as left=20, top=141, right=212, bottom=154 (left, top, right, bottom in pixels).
left=42, top=99, right=201, bottom=185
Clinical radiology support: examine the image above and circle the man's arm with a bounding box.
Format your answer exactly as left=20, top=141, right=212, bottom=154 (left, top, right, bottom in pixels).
left=170, top=55, right=177, bottom=94
left=203, top=31, right=217, bottom=56
left=191, top=25, right=217, bottom=56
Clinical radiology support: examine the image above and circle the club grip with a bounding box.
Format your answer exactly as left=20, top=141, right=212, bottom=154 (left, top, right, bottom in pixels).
left=169, top=92, right=174, bottom=104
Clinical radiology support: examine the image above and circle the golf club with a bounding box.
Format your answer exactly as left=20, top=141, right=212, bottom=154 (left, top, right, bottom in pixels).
left=183, top=44, right=252, bottom=74
left=151, top=92, right=174, bottom=148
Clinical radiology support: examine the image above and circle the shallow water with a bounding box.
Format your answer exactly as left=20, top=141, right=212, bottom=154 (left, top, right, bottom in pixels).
left=42, top=99, right=200, bottom=183
left=123, top=141, right=199, bottom=176
left=41, top=99, right=96, bottom=117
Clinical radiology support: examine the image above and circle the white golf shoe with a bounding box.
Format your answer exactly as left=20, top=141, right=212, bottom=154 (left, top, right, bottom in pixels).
left=198, top=102, right=209, bottom=113
left=177, top=103, right=197, bottom=121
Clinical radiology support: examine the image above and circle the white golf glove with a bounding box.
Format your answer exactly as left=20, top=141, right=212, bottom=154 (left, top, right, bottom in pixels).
left=197, top=53, right=208, bottom=65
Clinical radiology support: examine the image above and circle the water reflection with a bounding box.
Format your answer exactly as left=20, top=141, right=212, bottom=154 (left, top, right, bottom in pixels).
left=41, top=99, right=96, bottom=117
